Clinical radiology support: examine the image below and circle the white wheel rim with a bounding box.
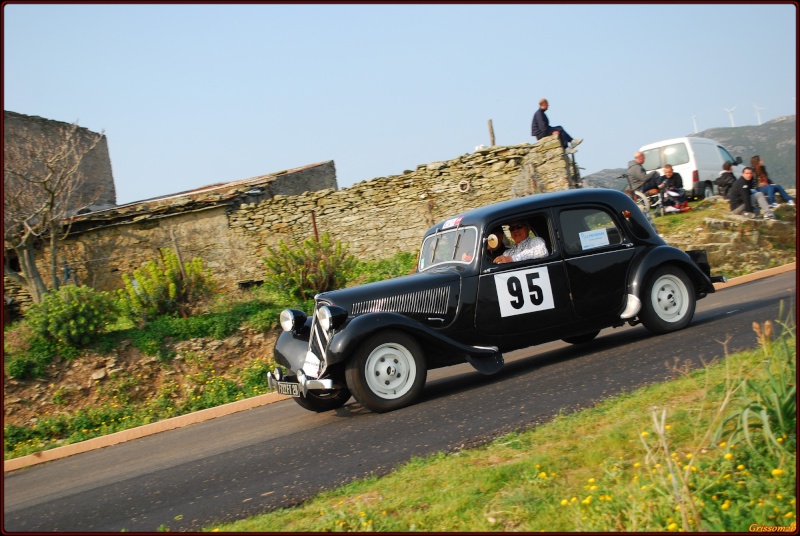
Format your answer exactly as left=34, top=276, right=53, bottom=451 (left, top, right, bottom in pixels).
left=650, top=274, right=689, bottom=323
left=364, top=343, right=417, bottom=400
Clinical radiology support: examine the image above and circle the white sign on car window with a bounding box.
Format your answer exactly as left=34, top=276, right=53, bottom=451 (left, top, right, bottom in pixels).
left=579, top=229, right=610, bottom=250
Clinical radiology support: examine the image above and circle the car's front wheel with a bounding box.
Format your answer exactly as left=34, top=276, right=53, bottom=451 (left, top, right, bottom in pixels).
left=639, top=266, right=696, bottom=334
left=345, top=330, right=426, bottom=413
left=293, top=387, right=351, bottom=412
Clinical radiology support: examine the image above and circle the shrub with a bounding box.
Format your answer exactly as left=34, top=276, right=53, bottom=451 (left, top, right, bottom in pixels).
left=263, top=232, right=357, bottom=302
left=118, top=248, right=217, bottom=321
left=26, top=285, right=118, bottom=349
left=4, top=338, right=56, bottom=379
left=349, top=251, right=417, bottom=285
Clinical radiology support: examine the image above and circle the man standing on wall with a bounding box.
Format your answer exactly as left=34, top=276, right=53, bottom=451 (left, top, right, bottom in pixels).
left=531, top=98, right=582, bottom=152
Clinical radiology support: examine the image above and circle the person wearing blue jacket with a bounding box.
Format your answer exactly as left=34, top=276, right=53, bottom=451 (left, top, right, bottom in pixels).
left=531, top=98, right=582, bottom=151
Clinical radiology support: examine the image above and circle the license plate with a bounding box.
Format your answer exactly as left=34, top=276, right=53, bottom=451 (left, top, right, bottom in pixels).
left=277, top=382, right=300, bottom=397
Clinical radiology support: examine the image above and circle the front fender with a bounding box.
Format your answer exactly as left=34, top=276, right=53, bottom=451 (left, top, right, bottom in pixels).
left=628, top=246, right=716, bottom=300
left=326, top=312, right=501, bottom=370
left=273, top=318, right=312, bottom=371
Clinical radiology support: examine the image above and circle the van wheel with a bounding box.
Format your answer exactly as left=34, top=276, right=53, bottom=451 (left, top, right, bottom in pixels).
left=639, top=266, right=696, bottom=334
left=702, top=182, right=714, bottom=199
left=345, top=330, right=426, bottom=413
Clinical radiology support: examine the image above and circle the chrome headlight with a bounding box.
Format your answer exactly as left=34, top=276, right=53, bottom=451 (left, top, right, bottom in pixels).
left=280, top=309, right=307, bottom=332
left=318, top=305, right=348, bottom=332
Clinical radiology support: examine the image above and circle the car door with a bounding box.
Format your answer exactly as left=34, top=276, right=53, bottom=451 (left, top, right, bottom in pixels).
left=474, top=211, right=573, bottom=348
left=557, top=206, right=635, bottom=325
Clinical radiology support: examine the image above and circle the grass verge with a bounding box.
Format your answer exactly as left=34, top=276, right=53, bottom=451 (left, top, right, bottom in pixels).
left=206, top=314, right=796, bottom=533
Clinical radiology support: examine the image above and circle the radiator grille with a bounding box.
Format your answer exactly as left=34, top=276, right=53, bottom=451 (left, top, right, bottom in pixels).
left=350, top=286, right=450, bottom=316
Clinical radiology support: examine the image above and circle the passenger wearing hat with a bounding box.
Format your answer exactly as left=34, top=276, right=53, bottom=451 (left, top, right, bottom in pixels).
left=493, top=221, right=548, bottom=264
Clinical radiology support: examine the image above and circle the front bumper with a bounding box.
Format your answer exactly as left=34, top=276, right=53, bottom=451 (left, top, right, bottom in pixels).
left=266, top=367, right=334, bottom=397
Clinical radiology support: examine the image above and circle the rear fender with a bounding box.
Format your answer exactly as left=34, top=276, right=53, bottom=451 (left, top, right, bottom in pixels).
left=628, top=246, right=716, bottom=299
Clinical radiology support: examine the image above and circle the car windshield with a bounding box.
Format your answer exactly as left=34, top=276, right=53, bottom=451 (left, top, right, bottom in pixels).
left=418, top=227, right=477, bottom=271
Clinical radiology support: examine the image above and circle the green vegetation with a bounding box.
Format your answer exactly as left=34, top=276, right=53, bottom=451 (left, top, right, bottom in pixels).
left=6, top=285, right=119, bottom=378
left=3, top=250, right=417, bottom=459
left=264, top=231, right=358, bottom=301
left=119, top=248, right=217, bottom=322
left=207, top=312, right=796, bottom=533
left=4, top=353, right=278, bottom=460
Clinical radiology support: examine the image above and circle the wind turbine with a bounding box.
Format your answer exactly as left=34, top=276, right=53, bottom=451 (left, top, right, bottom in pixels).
left=691, top=115, right=698, bottom=133
left=754, top=104, right=765, bottom=125
left=723, top=106, right=737, bottom=127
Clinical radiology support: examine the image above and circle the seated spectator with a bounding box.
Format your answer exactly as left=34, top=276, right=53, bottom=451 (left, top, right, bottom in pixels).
left=531, top=98, right=582, bottom=151
left=493, top=220, right=548, bottom=264
left=660, top=164, right=689, bottom=212
left=751, top=155, right=795, bottom=207
left=715, top=162, right=737, bottom=199
left=627, top=151, right=661, bottom=193
left=729, top=167, right=775, bottom=220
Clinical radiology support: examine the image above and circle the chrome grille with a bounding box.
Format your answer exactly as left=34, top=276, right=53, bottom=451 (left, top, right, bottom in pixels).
left=351, top=286, right=450, bottom=316
left=307, top=305, right=330, bottom=378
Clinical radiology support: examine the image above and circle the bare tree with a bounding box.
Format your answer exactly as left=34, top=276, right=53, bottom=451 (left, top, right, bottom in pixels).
left=4, top=120, right=105, bottom=303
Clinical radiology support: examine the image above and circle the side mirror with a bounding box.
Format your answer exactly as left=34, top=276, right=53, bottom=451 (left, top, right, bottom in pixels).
left=735, top=156, right=743, bottom=165
left=487, top=233, right=499, bottom=249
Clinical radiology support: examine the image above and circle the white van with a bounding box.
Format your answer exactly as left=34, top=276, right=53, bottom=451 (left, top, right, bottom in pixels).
left=638, top=137, right=744, bottom=199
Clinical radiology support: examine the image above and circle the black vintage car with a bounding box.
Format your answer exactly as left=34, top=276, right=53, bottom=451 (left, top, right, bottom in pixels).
left=268, top=189, right=725, bottom=413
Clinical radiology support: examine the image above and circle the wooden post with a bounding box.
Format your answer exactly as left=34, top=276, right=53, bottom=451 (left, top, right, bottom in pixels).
left=170, top=229, right=187, bottom=280
left=488, top=119, right=495, bottom=146
left=311, top=211, right=320, bottom=241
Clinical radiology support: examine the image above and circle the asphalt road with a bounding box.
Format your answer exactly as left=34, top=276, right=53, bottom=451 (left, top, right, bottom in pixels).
left=4, top=270, right=796, bottom=532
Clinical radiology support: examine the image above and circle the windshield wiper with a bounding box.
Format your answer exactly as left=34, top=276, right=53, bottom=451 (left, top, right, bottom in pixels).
left=451, top=231, right=463, bottom=260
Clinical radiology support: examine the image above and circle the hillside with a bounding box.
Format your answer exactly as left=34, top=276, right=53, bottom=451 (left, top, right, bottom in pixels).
left=584, top=115, right=797, bottom=190
left=4, top=198, right=796, bottom=453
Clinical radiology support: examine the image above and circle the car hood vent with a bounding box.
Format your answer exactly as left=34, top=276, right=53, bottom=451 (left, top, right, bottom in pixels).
left=351, top=286, right=450, bottom=316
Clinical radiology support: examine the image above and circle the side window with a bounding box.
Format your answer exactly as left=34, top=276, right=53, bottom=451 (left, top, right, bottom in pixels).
left=481, top=213, right=554, bottom=269
left=718, top=146, right=736, bottom=165
left=559, top=208, right=624, bottom=254
left=663, top=143, right=690, bottom=167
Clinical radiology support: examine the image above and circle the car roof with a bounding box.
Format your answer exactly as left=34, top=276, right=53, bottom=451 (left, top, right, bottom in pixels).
left=425, top=188, right=634, bottom=235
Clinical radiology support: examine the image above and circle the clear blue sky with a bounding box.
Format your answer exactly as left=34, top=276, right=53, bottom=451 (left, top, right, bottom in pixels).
left=4, top=3, right=797, bottom=205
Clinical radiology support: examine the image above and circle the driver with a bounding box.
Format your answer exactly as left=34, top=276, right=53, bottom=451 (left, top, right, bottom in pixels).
left=493, top=220, right=548, bottom=264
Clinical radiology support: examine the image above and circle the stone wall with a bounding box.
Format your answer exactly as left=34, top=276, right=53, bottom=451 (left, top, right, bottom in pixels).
left=10, top=136, right=573, bottom=299
left=228, top=137, right=571, bottom=275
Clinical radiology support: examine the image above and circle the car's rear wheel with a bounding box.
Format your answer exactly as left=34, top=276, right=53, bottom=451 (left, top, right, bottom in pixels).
left=639, top=266, right=696, bottom=334
left=562, top=330, right=600, bottom=344
left=293, top=387, right=351, bottom=412
left=345, top=330, right=426, bottom=413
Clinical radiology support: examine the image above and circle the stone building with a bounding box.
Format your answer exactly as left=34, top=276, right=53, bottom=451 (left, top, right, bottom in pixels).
left=6, top=131, right=576, bottom=306
left=4, top=111, right=117, bottom=314
left=3, top=110, right=116, bottom=208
